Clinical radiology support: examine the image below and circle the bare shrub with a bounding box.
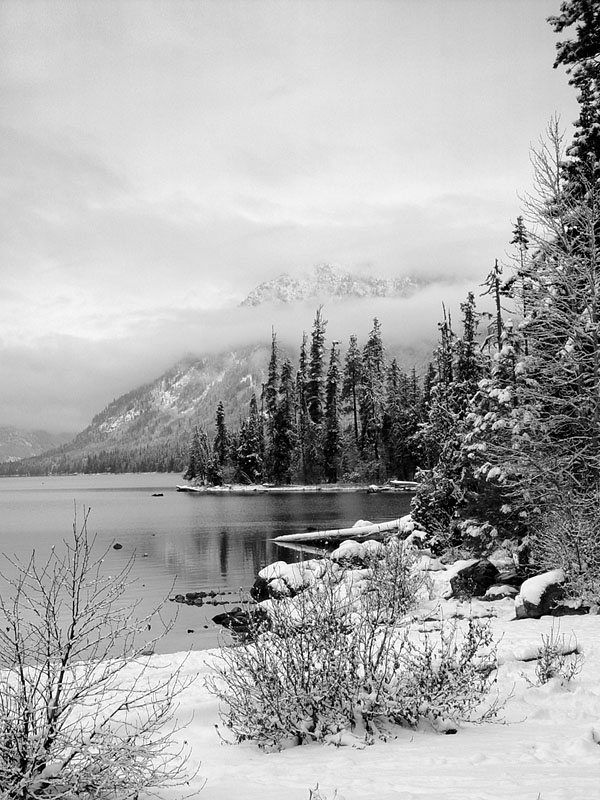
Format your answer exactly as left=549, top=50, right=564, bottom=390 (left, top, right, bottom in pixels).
left=0, top=508, right=194, bottom=800
left=531, top=493, right=600, bottom=602
left=530, top=625, right=584, bottom=686
left=208, top=541, right=500, bottom=749
left=386, top=616, right=501, bottom=730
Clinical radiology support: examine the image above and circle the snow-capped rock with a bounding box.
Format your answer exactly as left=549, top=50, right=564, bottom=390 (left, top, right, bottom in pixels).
left=515, top=569, right=566, bottom=619
left=240, top=264, right=423, bottom=306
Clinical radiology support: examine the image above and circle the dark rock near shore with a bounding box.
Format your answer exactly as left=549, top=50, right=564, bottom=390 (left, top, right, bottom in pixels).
left=250, top=576, right=271, bottom=602
left=212, top=605, right=271, bottom=638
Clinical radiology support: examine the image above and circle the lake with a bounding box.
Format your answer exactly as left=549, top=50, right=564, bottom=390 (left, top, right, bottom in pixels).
left=0, top=473, right=413, bottom=653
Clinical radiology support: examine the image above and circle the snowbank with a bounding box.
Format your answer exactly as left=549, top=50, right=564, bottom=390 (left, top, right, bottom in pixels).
left=142, top=606, right=600, bottom=800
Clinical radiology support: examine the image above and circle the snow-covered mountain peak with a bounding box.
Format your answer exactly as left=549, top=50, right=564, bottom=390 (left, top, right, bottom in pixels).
left=240, top=264, right=423, bottom=306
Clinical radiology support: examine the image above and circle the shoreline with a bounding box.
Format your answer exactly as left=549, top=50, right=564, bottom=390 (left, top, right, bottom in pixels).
left=176, top=481, right=418, bottom=495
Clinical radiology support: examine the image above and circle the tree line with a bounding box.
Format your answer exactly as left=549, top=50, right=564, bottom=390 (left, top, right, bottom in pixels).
left=184, top=313, right=431, bottom=486
left=410, top=0, right=600, bottom=594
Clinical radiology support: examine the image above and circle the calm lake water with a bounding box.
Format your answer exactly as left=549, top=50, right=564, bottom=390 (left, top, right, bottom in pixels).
left=0, top=473, right=413, bottom=653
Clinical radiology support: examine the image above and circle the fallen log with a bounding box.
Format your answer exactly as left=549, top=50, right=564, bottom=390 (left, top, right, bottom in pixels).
left=272, top=518, right=402, bottom=544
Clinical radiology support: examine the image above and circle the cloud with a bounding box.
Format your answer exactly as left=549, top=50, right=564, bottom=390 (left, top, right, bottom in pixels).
left=0, top=279, right=490, bottom=433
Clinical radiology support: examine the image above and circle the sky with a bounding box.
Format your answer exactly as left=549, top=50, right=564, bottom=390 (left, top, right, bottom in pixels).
left=0, top=0, right=580, bottom=433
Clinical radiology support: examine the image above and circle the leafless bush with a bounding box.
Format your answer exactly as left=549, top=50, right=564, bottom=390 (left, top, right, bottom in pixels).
left=0, top=508, right=194, bottom=800
left=530, top=625, right=584, bottom=686
left=531, top=494, right=600, bottom=602
left=208, top=541, right=500, bottom=749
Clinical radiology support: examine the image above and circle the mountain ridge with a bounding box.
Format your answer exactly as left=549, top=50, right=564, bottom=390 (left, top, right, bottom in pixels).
left=0, top=427, right=72, bottom=463
left=240, top=264, right=423, bottom=306
left=2, top=265, right=435, bottom=475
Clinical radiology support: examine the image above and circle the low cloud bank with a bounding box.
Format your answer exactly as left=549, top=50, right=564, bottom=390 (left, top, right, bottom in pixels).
left=1, top=279, right=490, bottom=434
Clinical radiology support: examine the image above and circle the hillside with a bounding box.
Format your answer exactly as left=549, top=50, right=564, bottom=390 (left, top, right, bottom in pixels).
left=1, top=264, right=436, bottom=476
left=1, top=346, right=269, bottom=475
left=0, top=427, right=72, bottom=463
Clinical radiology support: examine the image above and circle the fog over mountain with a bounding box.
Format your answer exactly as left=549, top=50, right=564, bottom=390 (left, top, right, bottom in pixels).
left=1, top=267, right=480, bottom=436
left=0, top=428, right=72, bottom=464
left=1, top=2, right=577, bottom=438
left=240, top=264, right=425, bottom=306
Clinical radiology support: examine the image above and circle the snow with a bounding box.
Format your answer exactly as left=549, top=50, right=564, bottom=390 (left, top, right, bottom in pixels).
left=126, top=601, right=600, bottom=800
left=88, top=549, right=595, bottom=800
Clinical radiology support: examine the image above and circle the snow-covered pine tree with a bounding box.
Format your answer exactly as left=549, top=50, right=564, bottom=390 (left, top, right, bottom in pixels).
left=184, top=426, right=210, bottom=483
left=296, top=332, right=310, bottom=483
left=359, top=318, right=386, bottom=466
left=270, top=359, right=298, bottom=484
left=302, top=309, right=328, bottom=481
left=306, top=308, right=327, bottom=426
left=381, top=360, right=422, bottom=481
left=341, top=333, right=362, bottom=447
left=214, top=401, right=229, bottom=469
left=323, top=341, right=342, bottom=482
left=411, top=294, right=489, bottom=541
left=235, top=394, right=264, bottom=484
left=548, top=0, right=600, bottom=188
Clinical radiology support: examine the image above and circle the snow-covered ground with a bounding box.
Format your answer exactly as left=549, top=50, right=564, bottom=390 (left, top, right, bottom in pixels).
left=129, top=556, right=600, bottom=800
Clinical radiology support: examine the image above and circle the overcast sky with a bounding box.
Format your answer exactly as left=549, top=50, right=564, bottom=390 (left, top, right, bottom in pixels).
left=1, top=0, right=579, bottom=433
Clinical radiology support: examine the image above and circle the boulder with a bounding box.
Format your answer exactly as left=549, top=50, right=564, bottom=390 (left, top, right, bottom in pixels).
left=250, top=576, right=270, bottom=602
left=514, top=569, right=565, bottom=619
left=212, top=605, right=270, bottom=638
left=450, top=559, right=500, bottom=598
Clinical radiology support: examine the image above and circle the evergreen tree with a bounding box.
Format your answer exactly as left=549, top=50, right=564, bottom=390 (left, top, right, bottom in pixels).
left=359, top=318, right=385, bottom=464
left=270, top=359, right=298, bottom=484
left=184, top=426, right=210, bottom=483
left=296, top=332, right=310, bottom=482
left=549, top=0, right=600, bottom=184
left=306, top=308, right=327, bottom=425
left=264, top=328, right=279, bottom=423
left=300, top=310, right=328, bottom=482
left=214, top=401, right=229, bottom=468
left=481, top=260, right=504, bottom=351
left=411, top=295, right=488, bottom=538
left=323, top=341, right=342, bottom=482
left=382, top=360, right=422, bottom=481
left=341, top=334, right=362, bottom=446
left=235, top=394, right=265, bottom=484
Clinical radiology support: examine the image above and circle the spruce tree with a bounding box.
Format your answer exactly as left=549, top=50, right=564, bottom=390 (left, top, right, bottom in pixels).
left=411, top=295, right=488, bottom=537
left=264, top=328, right=279, bottom=422
left=306, top=308, right=327, bottom=425
left=296, top=332, right=310, bottom=482
left=359, top=318, right=385, bottom=464
left=184, top=426, right=210, bottom=483
left=341, top=334, right=362, bottom=446
left=548, top=0, right=600, bottom=185
left=214, top=401, right=229, bottom=468
left=323, top=341, right=342, bottom=482
left=270, top=359, right=298, bottom=484
left=301, top=310, right=328, bottom=482
left=235, top=394, right=264, bottom=484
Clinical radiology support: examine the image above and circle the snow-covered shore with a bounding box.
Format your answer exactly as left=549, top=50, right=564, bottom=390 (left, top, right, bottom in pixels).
left=135, top=563, right=600, bottom=800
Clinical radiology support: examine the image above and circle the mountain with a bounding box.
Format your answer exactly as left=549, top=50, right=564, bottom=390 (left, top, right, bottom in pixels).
left=2, top=346, right=269, bottom=475
left=2, top=265, right=437, bottom=476
left=240, top=264, right=423, bottom=306
left=0, top=427, right=72, bottom=463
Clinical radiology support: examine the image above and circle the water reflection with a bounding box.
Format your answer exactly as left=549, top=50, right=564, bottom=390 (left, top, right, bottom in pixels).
left=219, top=529, right=228, bottom=577
left=0, top=475, right=414, bottom=653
